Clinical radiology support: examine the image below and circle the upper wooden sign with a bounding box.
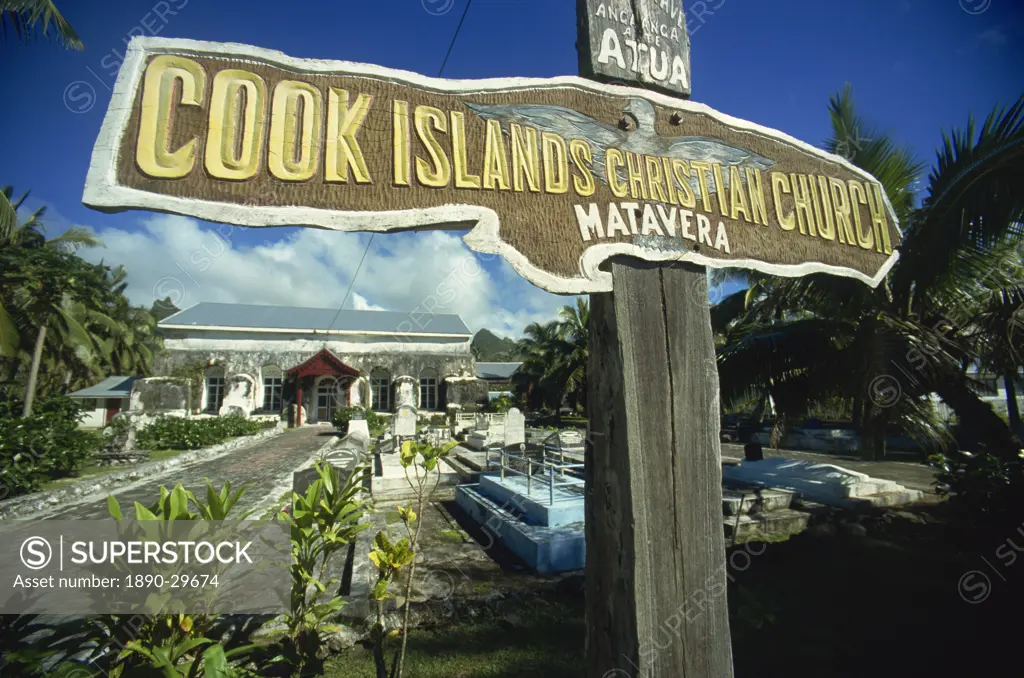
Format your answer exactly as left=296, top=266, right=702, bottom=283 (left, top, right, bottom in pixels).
left=83, top=38, right=901, bottom=294
left=577, top=0, right=692, bottom=98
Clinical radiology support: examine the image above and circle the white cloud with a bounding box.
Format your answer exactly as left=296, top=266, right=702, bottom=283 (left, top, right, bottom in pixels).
left=79, top=214, right=567, bottom=337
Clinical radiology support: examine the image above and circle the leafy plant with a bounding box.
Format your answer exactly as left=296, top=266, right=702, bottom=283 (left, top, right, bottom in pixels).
left=135, top=414, right=270, bottom=451
left=0, top=394, right=99, bottom=497
left=370, top=440, right=457, bottom=678
left=97, top=481, right=259, bottom=677
left=931, top=447, right=1024, bottom=521
left=330, top=406, right=365, bottom=435
left=277, top=460, right=369, bottom=675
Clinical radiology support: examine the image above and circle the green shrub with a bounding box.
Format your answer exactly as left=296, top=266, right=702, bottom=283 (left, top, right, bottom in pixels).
left=135, top=414, right=270, bottom=451
left=0, top=395, right=100, bottom=498
left=331, top=406, right=365, bottom=434
left=426, top=413, right=448, bottom=427
left=931, top=448, right=1024, bottom=521
left=486, top=394, right=516, bottom=413
left=332, top=406, right=386, bottom=437
left=364, top=407, right=386, bottom=437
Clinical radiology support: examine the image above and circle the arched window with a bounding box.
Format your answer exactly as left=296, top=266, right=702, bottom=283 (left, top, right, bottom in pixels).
left=261, top=365, right=283, bottom=412
left=419, top=368, right=438, bottom=411
left=370, top=369, right=391, bottom=412
left=205, top=366, right=226, bottom=414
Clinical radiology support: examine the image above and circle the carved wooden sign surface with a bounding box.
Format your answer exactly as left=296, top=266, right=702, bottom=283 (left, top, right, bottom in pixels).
left=83, top=38, right=901, bottom=293
left=576, top=0, right=692, bottom=98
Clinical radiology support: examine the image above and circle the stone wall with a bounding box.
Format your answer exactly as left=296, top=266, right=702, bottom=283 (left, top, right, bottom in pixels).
left=444, top=378, right=490, bottom=409
left=154, top=345, right=479, bottom=415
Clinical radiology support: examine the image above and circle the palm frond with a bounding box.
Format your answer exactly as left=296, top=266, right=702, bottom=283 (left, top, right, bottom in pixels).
left=1, top=0, right=83, bottom=49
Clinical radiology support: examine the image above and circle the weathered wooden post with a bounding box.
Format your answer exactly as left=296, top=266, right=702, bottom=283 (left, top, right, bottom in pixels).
left=578, top=3, right=733, bottom=676
left=85, top=31, right=903, bottom=678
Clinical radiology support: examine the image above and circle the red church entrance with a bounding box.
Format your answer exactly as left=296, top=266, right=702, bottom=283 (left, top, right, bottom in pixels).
left=286, top=349, right=362, bottom=426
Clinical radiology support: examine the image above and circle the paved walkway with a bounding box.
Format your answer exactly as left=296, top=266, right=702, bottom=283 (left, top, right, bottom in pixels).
left=42, top=426, right=336, bottom=520
left=721, top=443, right=939, bottom=493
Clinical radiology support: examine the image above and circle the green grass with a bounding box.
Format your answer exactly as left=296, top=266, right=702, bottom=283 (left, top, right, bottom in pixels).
left=438, top=528, right=464, bottom=543
left=321, top=602, right=585, bottom=678
left=325, top=510, right=1023, bottom=678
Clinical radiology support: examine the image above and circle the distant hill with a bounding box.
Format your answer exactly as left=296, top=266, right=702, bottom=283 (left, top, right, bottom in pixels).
left=472, top=329, right=521, bottom=361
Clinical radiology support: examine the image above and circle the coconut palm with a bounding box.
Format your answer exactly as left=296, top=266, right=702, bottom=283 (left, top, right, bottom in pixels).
left=514, top=320, right=563, bottom=413
left=1, top=186, right=100, bottom=252
left=1, top=0, right=81, bottom=49
left=714, top=86, right=1024, bottom=461
left=512, top=298, right=591, bottom=419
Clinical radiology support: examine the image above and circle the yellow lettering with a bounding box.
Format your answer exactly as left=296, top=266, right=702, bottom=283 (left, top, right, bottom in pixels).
left=728, top=165, right=751, bottom=222
left=326, top=89, right=373, bottom=184
left=510, top=124, right=540, bottom=193
left=847, top=181, right=874, bottom=250
left=542, top=132, right=569, bottom=194
left=393, top=100, right=411, bottom=186
left=790, top=174, right=817, bottom=236
left=746, top=168, right=767, bottom=225
left=414, top=106, right=451, bottom=188
left=646, top=155, right=668, bottom=203
left=606, top=149, right=628, bottom=198
left=268, top=80, right=322, bottom=182
left=671, top=160, right=696, bottom=208
left=829, top=178, right=856, bottom=246
left=205, top=69, right=265, bottom=181
left=450, top=111, right=481, bottom=189
left=771, top=172, right=795, bottom=231
left=689, top=160, right=713, bottom=212
left=483, top=119, right=510, bottom=191
left=866, top=184, right=893, bottom=254
left=138, top=55, right=206, bottom=179
left=570, top=139, right=595, bottom=198
left=814, top=176, right=835, bottom=240
left=712, top=163, right=729, bottom=217
left=662, top=158, right=678, bottom=204
left=626, top=152, right=648, bottom=200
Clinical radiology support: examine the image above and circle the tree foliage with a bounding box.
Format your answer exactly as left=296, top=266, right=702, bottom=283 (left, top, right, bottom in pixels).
left=0, top=187, right=162, bottom=404
left=713, top=86, right=1024, bottom=513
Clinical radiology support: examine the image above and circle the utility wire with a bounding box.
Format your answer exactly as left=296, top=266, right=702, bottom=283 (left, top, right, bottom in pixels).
left=329, top=0, right=475, bottom=326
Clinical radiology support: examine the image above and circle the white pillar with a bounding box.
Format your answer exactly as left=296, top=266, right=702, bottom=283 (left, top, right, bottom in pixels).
left=350, top=377, right=365, bottom=407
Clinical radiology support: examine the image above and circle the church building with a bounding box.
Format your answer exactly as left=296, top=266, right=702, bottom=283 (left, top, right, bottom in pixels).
left=156, top=302, right=488, bottom=424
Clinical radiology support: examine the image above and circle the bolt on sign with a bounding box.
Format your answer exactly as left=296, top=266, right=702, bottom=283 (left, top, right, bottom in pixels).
left=576, top=0, right=693, bottom=98
left=83, top=37, right=901, bottom=294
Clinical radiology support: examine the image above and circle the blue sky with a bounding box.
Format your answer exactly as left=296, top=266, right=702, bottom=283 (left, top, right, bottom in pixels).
left=2, top=0, right=1021, bottom=335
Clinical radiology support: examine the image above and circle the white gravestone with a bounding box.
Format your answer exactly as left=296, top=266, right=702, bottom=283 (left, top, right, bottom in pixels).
left=395, top=406, right=417, bottom=438
left=504, top=408, right=526, bottom=448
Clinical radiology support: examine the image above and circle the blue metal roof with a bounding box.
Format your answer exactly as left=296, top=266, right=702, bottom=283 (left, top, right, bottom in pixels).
left=475, top=362, right=522, bottom=380
left=159, top=303, right=471, bottom=336
left=67, top=376, right=137, bottom=399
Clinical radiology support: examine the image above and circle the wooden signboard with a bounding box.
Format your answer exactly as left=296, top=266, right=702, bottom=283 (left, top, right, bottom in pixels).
left=83, top=37, right=900, bottom=294
left=84, top=30, right=902, bottom=678
left=577, top=0, right=692, bottom=98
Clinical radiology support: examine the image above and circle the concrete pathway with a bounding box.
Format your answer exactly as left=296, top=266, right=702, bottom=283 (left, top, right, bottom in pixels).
left=42, top=426, right=336, bottom=520
left=721, top=443, right=939, bottom=494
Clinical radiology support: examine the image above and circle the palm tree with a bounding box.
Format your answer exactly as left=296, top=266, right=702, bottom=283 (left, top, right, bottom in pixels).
left=715, top=86, right=1024, bottom=461
left=1, top=1, right=81, bottom=49
left=555, top=297, right=590, bottom=415
left=1, top=187, right=103, bottom=414
left=1, top=187, right=100, bottom=252
left=515, top=320, right=563, bottom=413
left=513, top=298, right=591, bottom=420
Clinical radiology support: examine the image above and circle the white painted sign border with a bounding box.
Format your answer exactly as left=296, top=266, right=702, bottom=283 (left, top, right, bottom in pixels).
left=83, top=36, right=900, bottom=294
